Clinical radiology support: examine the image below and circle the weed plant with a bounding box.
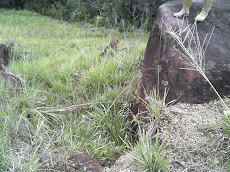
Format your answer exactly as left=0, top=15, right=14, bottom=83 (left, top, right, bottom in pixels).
left=0, top=8, right=148, bottom=170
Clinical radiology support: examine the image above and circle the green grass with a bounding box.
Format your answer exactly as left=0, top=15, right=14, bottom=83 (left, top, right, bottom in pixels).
left=124, top=129, right=175, bottom=172
left=0, top=8, right=148, bottom=170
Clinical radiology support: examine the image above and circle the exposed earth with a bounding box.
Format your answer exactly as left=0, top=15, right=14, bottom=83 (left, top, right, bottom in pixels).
left=104, top=100, right=229, bottom=172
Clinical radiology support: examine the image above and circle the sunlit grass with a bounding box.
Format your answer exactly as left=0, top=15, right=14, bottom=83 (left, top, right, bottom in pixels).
left=0, top=8, right=147, bottom=170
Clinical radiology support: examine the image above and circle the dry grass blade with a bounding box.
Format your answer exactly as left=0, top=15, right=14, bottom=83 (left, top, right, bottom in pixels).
left=33, top=102, right=98, bottom=113
left=164, top=22, right=229, bottom=112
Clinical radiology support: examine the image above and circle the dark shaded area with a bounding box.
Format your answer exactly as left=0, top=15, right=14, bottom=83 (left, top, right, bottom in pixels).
left=131, top=0, right=230, bottom=115
left=0, top=44, right=10, bottom=70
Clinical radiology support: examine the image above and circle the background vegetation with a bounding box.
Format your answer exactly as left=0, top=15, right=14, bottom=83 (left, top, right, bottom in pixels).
left=0, top=0, right=169, bottom=31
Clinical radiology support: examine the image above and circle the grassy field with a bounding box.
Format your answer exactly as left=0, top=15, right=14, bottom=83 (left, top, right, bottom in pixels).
left=0, top=9, right=148, bottom=171
left=0, top=9, right=229, bottom=172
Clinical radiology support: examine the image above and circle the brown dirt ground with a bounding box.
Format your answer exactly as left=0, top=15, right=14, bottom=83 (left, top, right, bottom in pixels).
left=104, top=101, right=229, bottom=172
left=164, top=101, right=229, bottom=172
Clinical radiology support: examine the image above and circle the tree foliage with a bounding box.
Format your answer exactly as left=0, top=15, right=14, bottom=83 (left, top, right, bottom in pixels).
left=0, top=0, right=169, bottom=31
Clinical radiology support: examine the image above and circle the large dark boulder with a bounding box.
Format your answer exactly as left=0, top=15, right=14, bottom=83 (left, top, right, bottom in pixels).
left=131, top=0, right=230, bottom=115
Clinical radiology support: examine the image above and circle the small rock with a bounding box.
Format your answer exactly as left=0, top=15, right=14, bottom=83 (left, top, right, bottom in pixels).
left=0, top=44, right=10, bottom=70
left=68, top=154, right=102, bottom=172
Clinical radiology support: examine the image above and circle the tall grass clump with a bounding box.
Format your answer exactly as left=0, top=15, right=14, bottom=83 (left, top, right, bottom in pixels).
left=123, top=86, right=175, bottom=171
left=141, top=88, right=173, bottom=132
left=124, top=129, right=175, bottom=172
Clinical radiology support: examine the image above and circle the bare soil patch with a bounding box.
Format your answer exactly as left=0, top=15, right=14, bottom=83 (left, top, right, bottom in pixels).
left=163, top=101, right=228, bottom=171
left=104, top=101, right=229, bottom=171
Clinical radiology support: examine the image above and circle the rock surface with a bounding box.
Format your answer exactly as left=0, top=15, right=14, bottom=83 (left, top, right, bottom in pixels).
left=131, top=0, right=230, bottom=115
left=68, top=154, right=102, bottom=172
left=0, top=44, right=10, bottom=70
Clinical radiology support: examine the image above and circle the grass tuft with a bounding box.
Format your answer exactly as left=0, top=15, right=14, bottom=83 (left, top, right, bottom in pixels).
left=124, top=129, right=175, bottom=172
